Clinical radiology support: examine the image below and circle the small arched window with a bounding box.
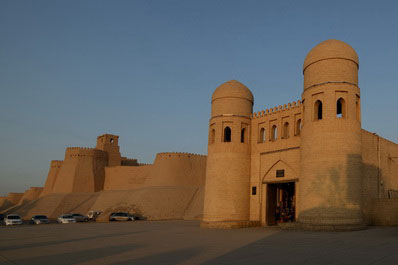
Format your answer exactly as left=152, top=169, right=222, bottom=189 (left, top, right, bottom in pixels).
left=337, top=98, right=346, bottom=118
left=259, top=128, right=266, bottom=143
left=314, top=100, right=323, bottom=121
left=271, top=125, right=278, bottom=141
left=210, top=129, right=215, bottom=144
left=283, top=122, right=289, bottom=139
left=296, top=119, right=302, bottom=136
left=241, top=128, right=245, bottom=143
left=356, top=98, right=360, bottom=121
left=224, top=126, right=231, bottom=142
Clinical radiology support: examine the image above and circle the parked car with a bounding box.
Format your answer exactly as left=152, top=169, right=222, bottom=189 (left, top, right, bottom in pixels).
left=4, top=214, right=23, bottom=226
left=71, top=213, right=89, bottom=222
left=30, top=215, right=50, bottom=225
left=109, top=212, right=135, bottom=222
left=57, top=214, right=76, bottom=224
left=0, top=214, right=5, bottom=221
left=131, top=213, right=146, bottom=221
left=87, top=211, right=102, bottom=221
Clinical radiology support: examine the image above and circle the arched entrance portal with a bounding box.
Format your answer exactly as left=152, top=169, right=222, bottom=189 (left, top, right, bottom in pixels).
left=266, top=181, right=296, bottom=225
left=261, top=159, right=299, bottom=226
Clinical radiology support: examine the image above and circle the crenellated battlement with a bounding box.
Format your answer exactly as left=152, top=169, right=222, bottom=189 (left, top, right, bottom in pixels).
left=156, top=152, right=207, bottom=159
left=137, top=162, right=153, bottom=166
left=50, top=160, right=63, bottom=167
left=121, top=157, right=139, bottom=166
left=65, top=147, right=107, bottom=158
left=28, top=187, right=43, bottom=190
left=251, top=100, right=302, bottom=119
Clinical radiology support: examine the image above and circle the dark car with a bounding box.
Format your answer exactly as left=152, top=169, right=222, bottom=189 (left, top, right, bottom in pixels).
left=71, top=213, right=89, bottom=222
left=109, top=212, right=135, bottom=222
left=30, top=215, right=50, bottom=224
left=0, top=214, right=5, bottom=221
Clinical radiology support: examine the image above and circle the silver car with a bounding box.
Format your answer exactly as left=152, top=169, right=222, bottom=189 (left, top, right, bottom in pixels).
left=109, top=212, right=135, bottom=222
left=30, top=215, right=50, bottom=224
left=57, top=214, right=76, bottom=224
left=71, top=213, right=89, bottom=222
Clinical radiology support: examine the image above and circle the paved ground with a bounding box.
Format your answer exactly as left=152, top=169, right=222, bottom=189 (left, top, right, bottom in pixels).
left=0, top=220, right=398, bottom=265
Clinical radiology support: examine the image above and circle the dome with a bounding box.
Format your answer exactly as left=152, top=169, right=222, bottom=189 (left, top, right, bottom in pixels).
left=303, top=39, right=359, bottom=72
left=212, top=80, right=254, bottom=102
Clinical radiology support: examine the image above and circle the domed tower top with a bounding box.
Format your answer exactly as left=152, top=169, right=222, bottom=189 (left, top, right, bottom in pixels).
left=211, top=80, right=253, bottom=118
left=212, top=80, right=254, bottom=102
left=303, top=39, right=359, bottom=90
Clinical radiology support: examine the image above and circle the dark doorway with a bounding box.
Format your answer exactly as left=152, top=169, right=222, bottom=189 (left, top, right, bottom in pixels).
left=266, top=182, right=295, bottom=225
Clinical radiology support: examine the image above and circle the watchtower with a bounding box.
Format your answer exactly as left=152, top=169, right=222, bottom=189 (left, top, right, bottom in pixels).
left=201, top=80, right=253, bottom=228
left=298, top=40, right=363, bottom=227
left=96, top=134, right=121, bottom=167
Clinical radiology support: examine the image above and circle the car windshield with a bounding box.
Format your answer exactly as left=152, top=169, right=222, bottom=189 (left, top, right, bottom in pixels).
left=63, top=215, right=74, bottom=219
left=8, top=215, right=21, bottom=220
left=72, top=214, right=83, bottom=217
left=34, top=215, right=47, bottom=219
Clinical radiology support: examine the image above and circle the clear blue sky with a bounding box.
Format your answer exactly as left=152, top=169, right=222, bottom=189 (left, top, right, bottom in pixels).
left=1, top=0, right=398, bottom=196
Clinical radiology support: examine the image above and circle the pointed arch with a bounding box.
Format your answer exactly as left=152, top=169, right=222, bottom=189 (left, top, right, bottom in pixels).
left=259, top=128, right=266, bottom=143
left=271, top=125, right=277, bottom=141
left=241, top=128, right=245, bottom=143
left=295, top=119, right=302, bottom=136
left=261, top=159, right=298, bottom=183
left=314, top=100, right=323, bottom=121
left=224, top=126, right=231, bottom=142
left=210, top=129, right=215, bottom=144
left=283, top=122, right=289, bottom=139
left=337, top=98, right=346, bottom=118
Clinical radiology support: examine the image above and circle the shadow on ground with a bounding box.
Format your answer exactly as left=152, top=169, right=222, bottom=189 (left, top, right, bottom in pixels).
left=202, top=228, right=398, bottom=265
left=0, top=230, right=146, bottom=251
left=113, top=247, right=203, bottom=265
left=10, top=243, right=143, bottom=265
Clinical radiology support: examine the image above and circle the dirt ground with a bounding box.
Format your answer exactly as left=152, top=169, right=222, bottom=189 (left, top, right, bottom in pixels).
left=0, top=220, right=398, bottom=265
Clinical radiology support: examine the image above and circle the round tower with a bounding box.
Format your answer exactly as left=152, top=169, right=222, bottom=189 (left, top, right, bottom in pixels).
left=298, top=40, right=363, bottom=228
left=201, top=80, right=253, bottom=228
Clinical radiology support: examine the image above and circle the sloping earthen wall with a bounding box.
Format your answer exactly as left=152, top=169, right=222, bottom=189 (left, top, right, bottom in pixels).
left=18, top=187, right=43, bottom=205
left=0, top=193, right=24, bottom=211
left=41, top=160, right=63, bottom=197
left=0, top=197, right=13, bottom=211
left=51, top=148, right=108, bottom=193
left=6, top=193, right=23, bottom=205
left=7, top=187, right=203, bottom=221
left=103, top=165, right=153, bottom=190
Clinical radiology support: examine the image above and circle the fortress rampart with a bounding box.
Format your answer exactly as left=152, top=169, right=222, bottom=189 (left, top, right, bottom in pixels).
left=121, top=157, right=139, bottom=166
left=0, top=192, right=23, bottom=211
left=50, top=160, right=63, bottom=166
left=65, top=147, right=107, bottom=158
left=18, top=187, right=43, bottom=205
left=156, top=152, right=207, bottom=159
left=51, top=147, right=108, bottom=193
left=41, top=160, right=64, bottom=197
left=104, top=164, right=153, bottom=190
left=146, top=152, right=207, bottom=187
left=104, top=152, right=207, bottom=190
left=6, top=193, right=23, bottom=205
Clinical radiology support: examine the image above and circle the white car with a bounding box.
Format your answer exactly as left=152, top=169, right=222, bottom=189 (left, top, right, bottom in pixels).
left=57, top=214, right=76, bottom=224
left=4, top=214, right=23, bottom=226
